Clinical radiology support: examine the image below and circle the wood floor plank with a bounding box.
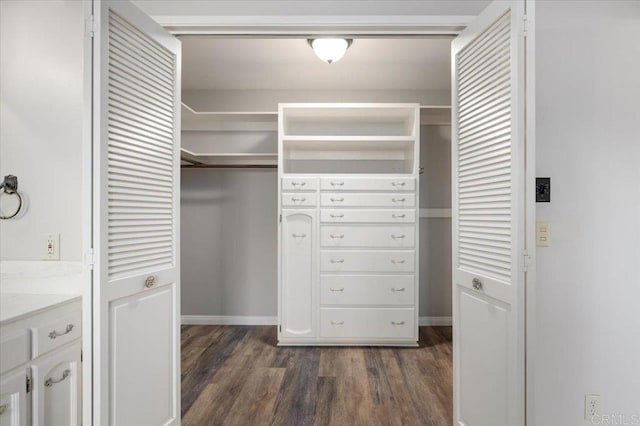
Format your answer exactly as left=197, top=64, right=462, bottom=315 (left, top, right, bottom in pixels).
left=182, top=326, right=453, bottom=425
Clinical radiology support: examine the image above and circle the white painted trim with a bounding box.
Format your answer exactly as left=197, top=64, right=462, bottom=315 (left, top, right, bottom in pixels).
left=181, top=315, right=278, bottom=326
left=419, top=208, right=452, bottom=218
left=419, top=316, right=453, bottom=326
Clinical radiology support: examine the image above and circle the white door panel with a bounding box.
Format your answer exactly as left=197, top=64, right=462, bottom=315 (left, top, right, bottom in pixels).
left=93, top=1, right=181, bottom=424
left=0, top=369, right=27, bottom=426
left=452, top=1, right=526, bottom=425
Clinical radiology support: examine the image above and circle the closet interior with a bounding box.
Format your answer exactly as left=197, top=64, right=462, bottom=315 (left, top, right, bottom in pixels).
left=179, top=37, right=453, bottom=332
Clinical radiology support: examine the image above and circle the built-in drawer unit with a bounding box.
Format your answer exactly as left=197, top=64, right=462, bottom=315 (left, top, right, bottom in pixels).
left=320, top=308, right=415, bottom=339
left=320, top=225, right=415, bottom=248
left=31, top=306, right=82, bottom=359
left=320, top=275, right=415, bottom=306
left=0, top=328, right=30, bottom=375
left=321, top=250, right=415, bottom=272
left=320, top=177, right=415, bottom=192
left=282, top=177, right=317, bottom=191
left=282, top=193, right=317, bottom=207
left=320, top=209, right=415, bottom=224
left=320, top=193, right=415, bottom=208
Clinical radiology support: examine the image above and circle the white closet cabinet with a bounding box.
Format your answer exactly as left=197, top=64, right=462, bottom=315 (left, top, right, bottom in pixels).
left=278, top=104, right=420, bottom=346
left=0, top=368, right=28, bottom=426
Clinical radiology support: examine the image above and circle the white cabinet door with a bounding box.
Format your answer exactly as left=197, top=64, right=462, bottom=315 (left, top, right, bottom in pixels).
left=280, top=210, right=316, bottom=338
left=0, top=369, right=27, bottom=426
left=92, top=1, right=181, bottom=424
left=452, top=1, right=527, bottom=425
left=31, top=342, right=81, bottom=426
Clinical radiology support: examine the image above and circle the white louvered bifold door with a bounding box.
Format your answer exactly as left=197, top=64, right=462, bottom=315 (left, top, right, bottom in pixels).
left=92, top=1, right=181, bottom=424
left=452, top=1, right=526, bottom=425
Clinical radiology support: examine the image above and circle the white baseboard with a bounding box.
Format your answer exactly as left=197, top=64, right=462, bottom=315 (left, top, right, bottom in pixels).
left=419, top=316, right=453, bottom=326
left=181, top=315, right=277, bottom=326
left=182, top=315, right=451, bottom=327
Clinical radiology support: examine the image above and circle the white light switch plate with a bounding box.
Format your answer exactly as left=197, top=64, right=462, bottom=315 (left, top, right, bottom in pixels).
left=536, top=222, right=550, bottom=247
left=45, top=233, right=60, bottom=260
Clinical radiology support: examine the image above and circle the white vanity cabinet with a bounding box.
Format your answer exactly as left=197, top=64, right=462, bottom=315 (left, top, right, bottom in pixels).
left=0, top=296, right=81, bottom=426
left=278, top=104, right=420, bottom=346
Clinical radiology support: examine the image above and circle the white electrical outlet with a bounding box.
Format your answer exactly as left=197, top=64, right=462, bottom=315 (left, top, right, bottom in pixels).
left=585, top=394, right=601, bottom=420
left=45, top=233, right=60, bottom=260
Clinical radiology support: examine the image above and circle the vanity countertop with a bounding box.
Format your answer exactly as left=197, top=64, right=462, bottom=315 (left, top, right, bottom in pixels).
left=0, top=293, right=81, bottom=325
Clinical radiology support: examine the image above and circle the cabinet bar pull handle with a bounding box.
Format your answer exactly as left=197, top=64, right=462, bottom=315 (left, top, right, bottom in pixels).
left=330, top=214, right=344, bottom=218
left=330, top=182, right=344, bottom=187
left=291, top=182, right=306, bottom=187
left=330, top=234, right=344, bottom=239
left=392, top=214, right=406, bottom=219
left=48, top=324, right=74, bottom=339
left=330, top=197, right=344, bottom=202
left=292, top=233, right=306, bottom=238
left=391, top=259, right=406, bottom=264
left=330, top=259, right=345, bottom=264
left=45, top=369, right=71, bottom=387
left=391, top=321, right=406, bottom=325
left=391, top=287, right=406, bottom=292
left=0, top=404, right=6, bottom=415
left=330, top=287, right=345, bottom=292
left=330, top=320, right=344, bottom=325
left=392, top=182, right=406, bottom=187
left=291, top=197, right=306, bottom=202
left=391, top=234, right=405, bottom=239
left=392, top=198, right=406, bottom=203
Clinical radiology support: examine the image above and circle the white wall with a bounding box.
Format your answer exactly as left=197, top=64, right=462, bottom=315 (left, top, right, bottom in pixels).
left=534, top=1, right=640, bottom=424
left=0, top=0, right=84, bottom=261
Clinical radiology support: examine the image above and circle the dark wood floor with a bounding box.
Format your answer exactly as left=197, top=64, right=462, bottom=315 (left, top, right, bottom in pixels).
left=181, top=325, right=452, bottom=426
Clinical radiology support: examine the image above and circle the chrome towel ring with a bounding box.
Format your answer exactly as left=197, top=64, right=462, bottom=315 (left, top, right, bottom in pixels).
left=0, top=175, right=23, bottom=220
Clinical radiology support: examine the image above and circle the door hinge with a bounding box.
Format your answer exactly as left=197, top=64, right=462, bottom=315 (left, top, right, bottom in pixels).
left=26, top=376, right=32, bottom=394
left=85, top=15, right=97, bottom=38
left=279, top=214, right=282, bottom=223
left=521, top=250, right=531, bottom=272
left=85, top=248, right=95, bottom=270
left=279, top=324, right=282, bottom=333
left=522, top=14, right=529, bottom=37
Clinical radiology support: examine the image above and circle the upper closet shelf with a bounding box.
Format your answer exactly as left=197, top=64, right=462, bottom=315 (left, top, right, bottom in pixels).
left=181, top=148, right=277, bottom=168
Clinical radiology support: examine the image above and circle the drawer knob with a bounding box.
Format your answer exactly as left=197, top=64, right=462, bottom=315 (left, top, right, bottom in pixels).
left=392, top=182, right=406, bottom=188
left=292, top=233, right=307, bottom=238
left=48, top=324, right=74, bottom=340
left=330, top=234, right=345, bottom=239
left=330, top=197, right=344, bottom=203
left=391, top=287, right=406, bottom=292
left=291, top=197, right=306, bottom=203
left=392, top=214, right=406, bottom=219
left=0, top=404, right=7, bottom=415
left=45, top=369, right=71, bottom=387
left=330, top=320, right=344, bottom=325
left=291, top=182, right=306, bottom=187
left=330, top=214, right=344, bottom=218
left=329, top=287, right=345, bottom=292
left=392, top=198, right=406, bottom=203
left=391, top=234, right=405, bottom=239
left=330, top=259, right=345, bottom=264
left=330, top=182, right=344, bottom=187
left=391, top=321, right=406, bottom=326
left=391, top=259, right=406, bottom=264
left=472, top=277, right=483, bottom=290
left=145, top=275, right=156, bottom=288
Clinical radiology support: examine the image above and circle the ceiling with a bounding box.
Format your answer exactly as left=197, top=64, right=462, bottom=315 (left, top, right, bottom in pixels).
left=180, top=37, right=453, bottom=92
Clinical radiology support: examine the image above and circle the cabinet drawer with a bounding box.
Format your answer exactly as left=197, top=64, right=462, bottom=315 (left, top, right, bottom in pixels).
left=282, top=193, right=317, bottom=207
left=320, top=177, right=414, bottom=192
left=320, top=308, right=415, bottom=339
left=282, top=177, right=317, bottom=191
left=321, top=250, right=414, bottom=272
left=320, top=275, right=415, bottom=306
left=321, top=209, right=415, bottom=224
left=320, top=225, right=415, bottom=248
left=31, top=308, right=81, bottom=359
left=321, top=193, right=415, bottom=208
left=0, top=328, right=29, bottom=374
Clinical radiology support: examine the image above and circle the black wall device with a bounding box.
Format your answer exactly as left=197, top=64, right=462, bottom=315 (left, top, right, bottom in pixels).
left=536, top=177, right=551, bottom=202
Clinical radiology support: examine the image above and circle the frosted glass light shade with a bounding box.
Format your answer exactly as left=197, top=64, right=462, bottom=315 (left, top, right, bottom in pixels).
left=309, top=39, right=352, bottom=64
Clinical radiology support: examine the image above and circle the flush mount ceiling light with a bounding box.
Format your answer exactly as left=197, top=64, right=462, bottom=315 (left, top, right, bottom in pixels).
left=308, top=38, right=353, bottom=64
